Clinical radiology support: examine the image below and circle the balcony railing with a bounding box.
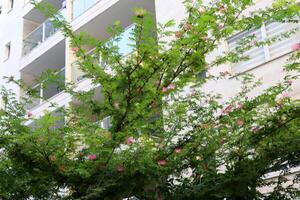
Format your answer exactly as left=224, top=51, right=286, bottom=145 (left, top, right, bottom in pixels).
left=22, top=8, right=67, bottom=56
left=24, top=68, right=65, bottom=111
left=73, top=0, right=98, bottom=18
left=71, top=25, right=135, bottom=83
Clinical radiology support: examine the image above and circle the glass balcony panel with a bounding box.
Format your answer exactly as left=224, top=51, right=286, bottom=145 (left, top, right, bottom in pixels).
left=71, top=62, right=85, bottom=83
left=70, top=25, right=134, bottom=83
left=116, top=25, right=135, bottom=56
left=22, top=7, right=66, bottom=56
left=43, top=83, right=61, bottom=99
left=24, top=68, right=65, bottom=111
left=24, top=84, right=41, bottom=111
left=43, top=68, right=65, bottom=99
left=23, top=25, right=43, bottom=56
left=44, top=20, right=56, bottom=39
left=73, top=0, right=96, bottom=18
left=24, top=98, right=41, bottom=111
left=52, top=111, right=65, bottom=129
left=102, top=116, right=111, bottom=130
left=86, top=0, right=96, bottom=9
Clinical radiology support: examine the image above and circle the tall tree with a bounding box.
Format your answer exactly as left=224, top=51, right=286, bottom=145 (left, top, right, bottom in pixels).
left=0, top=0, right=300, bottom=199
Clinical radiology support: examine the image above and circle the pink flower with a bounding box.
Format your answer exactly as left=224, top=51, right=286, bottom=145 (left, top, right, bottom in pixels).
left=251, top=127, right=259, bottom=134
left=116, top=164, right=125, bottom=172
left=218, top=24, right=224, bottom=29
left=288, top=80, right=293, bottom=86
left=167, top=83, right=176, bottom=90
left=222, top=105, right=233, bottom=114
left=198, top=7, right=205, bottom=14
left=87, top=154, right=97, bottom=161
left=219, top=5, right=226, bottom=13
left=282, top=91, right=289, bottom=98
left=292, top=43, right=300, bottom=51
left=190, top=90, right=197, bottom=97
left=174, top=147, right=182, bottom=154
left=251, top=40, right=257, bottom=46
left=161, top=87, right=168, bottom=93
left=237, top=103, right=244, bottom=109
left=59, top=165, right=65, bottom=172
left=49, top=155, right=56, bottom=161
left=157, top=159, right=167, bottom=166
left=203, top=36, right=209, bottom=41
left=27, top=112, right=33, bottom=118
left=175, top=31, right=182, bottom=38
left=236, top=119, right=245, bottom=126
left=72, top=47, right=79, bottom=53
left=126, top=137, right=135, bottom=145
left=183, top=23, right=192, bottom=31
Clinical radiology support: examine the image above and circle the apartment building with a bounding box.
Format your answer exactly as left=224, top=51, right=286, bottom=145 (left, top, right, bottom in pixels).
left=0, top=0, right=158, bottom=122
left=0, top=0, right=299, bottom=112
left=0, top=0, right=299, bottom=194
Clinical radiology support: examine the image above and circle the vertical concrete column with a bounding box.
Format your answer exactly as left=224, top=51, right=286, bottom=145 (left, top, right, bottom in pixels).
left=154, top=0, right=186, bottom=46
left=0, top=96, right=3, bottom=110
left=65, top=0, right=75, bottom=83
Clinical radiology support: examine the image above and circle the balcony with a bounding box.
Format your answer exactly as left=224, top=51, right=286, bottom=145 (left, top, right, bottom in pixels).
left=24, top=68, right=65, bottom=111
left=22, top=7, right=67, bottom=56
left=71, top=25, right=135, bottom=83
left=73, top=0, right=98, bottom=18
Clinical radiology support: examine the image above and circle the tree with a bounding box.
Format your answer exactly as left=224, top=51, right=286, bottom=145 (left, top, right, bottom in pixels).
left=0, top=0, right=300, bottom=199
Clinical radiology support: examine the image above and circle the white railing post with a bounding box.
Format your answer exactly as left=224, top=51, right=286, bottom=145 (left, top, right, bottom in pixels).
left=39, top=83, right=43, bottom=104
left=42, top=22, right=46, bottom=42
left=261, top=24, right=271, bottom=61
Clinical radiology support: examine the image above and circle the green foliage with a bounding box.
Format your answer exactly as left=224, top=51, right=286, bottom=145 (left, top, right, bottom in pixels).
left=0, top=0, right=300, bottom=199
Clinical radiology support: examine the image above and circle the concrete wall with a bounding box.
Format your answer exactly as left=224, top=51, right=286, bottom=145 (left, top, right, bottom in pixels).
left=0, top=1, right=24, bottom=100
left=154, top=0, right=300, bottom=101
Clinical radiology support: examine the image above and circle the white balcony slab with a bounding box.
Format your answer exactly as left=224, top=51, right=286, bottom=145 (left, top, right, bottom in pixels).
left=71, top=0, right=155, bottom=38
left=20, top=31, right=65, bottom=71
left=22, top=0, right=61, bottom=21
left=25, top=78, right=98, bottom=122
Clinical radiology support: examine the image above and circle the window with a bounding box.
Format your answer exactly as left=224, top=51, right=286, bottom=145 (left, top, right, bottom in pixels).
left=4, top=42, right=11, bottom=61
left=228, top=22, right=300, bottom=73
left=7, top=0, right=14, bottom=12
left=265, top=22, right=300, bottom=58
left=228, top=28, right=265, bottom=73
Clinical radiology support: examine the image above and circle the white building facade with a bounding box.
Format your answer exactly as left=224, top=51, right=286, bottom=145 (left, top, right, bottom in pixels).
left=0, top=0, right=299, bottom=195
left=0, top=0, right=299, bottom=112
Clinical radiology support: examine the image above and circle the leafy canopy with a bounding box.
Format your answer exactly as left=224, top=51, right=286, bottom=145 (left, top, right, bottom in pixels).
left=0, top=0, right=300, bottom=199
